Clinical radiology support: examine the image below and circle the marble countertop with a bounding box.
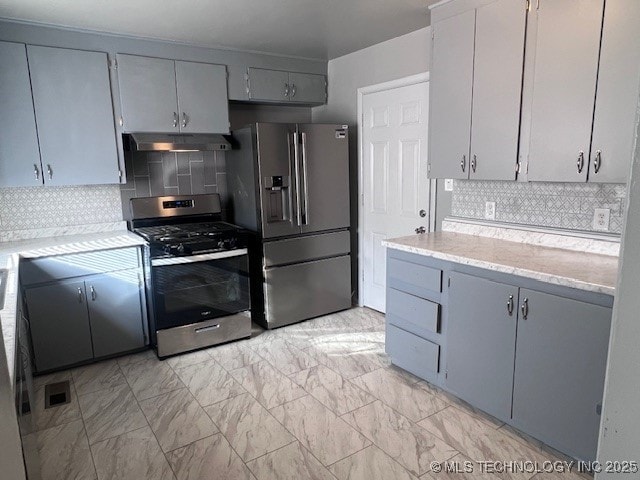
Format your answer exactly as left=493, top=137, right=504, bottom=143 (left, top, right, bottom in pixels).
left=0, top=230, right=146, bottom=387
left=383, top=232, right=618, bottom=296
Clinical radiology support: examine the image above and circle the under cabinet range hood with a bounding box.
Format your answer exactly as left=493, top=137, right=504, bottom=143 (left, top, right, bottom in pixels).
left=123, top=133, right=232, bottom=152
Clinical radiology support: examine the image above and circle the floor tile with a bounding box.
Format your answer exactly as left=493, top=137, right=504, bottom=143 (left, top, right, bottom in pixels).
left=207, top=341, right=263, bottom=371
left=246, top=441, right=335, bottom=480
left=91, top=426, right=175, bottom=480
left=166, top=349, right=212, bottom=370
left=329, top=445, right=418, bottom=480
left=270, top=394, right=370, bottom=466
left=31, top=371, right=82, bottom=432
left=290, top=364, right=375, bottom=415
left=417, top=406, right=548, bottom=480
left=166, top=433, right=255, bottom=480
left=250, top=339, right=318, bottom=375
left=204, top=392, right=295, bottom=462
left=351, top=368, right=448, bottom=421
left=116, top=349, right=156, bottom=367
left=25, top=419, right=96, bottom=480
left=120, top=357, right=184, bottom=401
left=72, top=359, right=127, bottom=396
left=139, top=388, right=218, bottom=453
left=230, top=360, right=307, bottom=409
left=342, top=400, right=457, bottom=476
left=174, top=358, right=245, bottom=407
left=78, top=383, right=147, bottom=445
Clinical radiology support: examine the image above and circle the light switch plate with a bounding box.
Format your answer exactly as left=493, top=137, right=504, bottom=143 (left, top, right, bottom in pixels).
left=485, top=201, right=496, bottom=220
left=444, top=179, right=454, bottom=191
left=593, top=208, right=610, bottom=231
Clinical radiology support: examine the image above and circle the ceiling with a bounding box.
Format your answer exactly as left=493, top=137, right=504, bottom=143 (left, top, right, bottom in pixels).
left=0, top=0, right=434, bottom=60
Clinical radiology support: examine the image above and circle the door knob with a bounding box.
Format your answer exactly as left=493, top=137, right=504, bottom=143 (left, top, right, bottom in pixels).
left=419, top=209, right=427, bottom=218
left=415, top=226, right=426, bottom=234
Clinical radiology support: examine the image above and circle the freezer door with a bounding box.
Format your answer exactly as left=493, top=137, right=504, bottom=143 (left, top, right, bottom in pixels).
left=297, top=124, right=350, bottom=233
left=264, top=254, right=351, bottom=328
left=256, top=123, right=301, bottom=238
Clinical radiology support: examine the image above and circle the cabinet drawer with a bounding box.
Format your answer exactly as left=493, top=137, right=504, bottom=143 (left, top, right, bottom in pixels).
left=387, top=288, right=440, bottom=335
left=386, top=324, right=440, bottom=380
left=21, top=248, right=140, bottom=285
left=387, top=257, right=442, bottom=297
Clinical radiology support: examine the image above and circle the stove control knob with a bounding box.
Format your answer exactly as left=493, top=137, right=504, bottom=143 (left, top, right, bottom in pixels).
left=176, top=243, right=185, bottom=254
left=217, top=240, right=225, bottom=250
left=227, top=237, right=237, bottom=249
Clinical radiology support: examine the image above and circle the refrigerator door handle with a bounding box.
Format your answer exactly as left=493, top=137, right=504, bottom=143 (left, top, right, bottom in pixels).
left=292, top=132, right=303, bottom=226
left=300, top=132, right=310, bottom=225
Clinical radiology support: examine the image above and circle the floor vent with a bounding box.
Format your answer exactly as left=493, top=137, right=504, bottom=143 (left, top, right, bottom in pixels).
left=44, top=381, right=71, bottom=409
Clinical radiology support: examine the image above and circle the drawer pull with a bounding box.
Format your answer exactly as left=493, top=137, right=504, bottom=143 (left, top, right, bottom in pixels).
left=521, top=298, right=529, bottom=319
left=195, top=324, right=220, bottom=334
left=507, top=295, right=514, bottom=316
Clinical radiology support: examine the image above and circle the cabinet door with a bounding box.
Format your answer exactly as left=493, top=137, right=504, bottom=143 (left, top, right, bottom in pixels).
left=589, top=0, right=640, bottom=183
left=86, top=270, right=145, bottom=358
left=27, top=46, right=120, bottom=185
left=248, top=68, right=290, bottom=102
left=26, top=281, right=93, bottom=372
left=288, top=72, right=326, bottom=104
left=527, top=0, right=604, bottom=182
left=446, top=272, right=518, bottom=421
left=0, top=42, right=42, bottom=187
left=117, top=54, right=179, bottom=133
left=175, top=61, right=229, bottom=134
left=512, top=290, right=611, bottom=461
left=428, top=9, right=475, bottom=179
left=469, top=0, right=526, bottom=180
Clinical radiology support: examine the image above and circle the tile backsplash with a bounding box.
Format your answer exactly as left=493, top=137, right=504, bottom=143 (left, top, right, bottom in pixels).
left=451, top=180, right=627, bottom=234
left=0, top=185, right=123, bottom=231
left=119, top=151, right=227, bottom=220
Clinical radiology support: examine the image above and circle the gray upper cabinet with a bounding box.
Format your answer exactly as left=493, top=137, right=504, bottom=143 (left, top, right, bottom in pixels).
left=469, top=0, right=526, bottom=181
left=0, top=41, right=42, bottom=187
left=428, top=9, right=475, bottom=179
left=117, top=54, right=229, bottom=133
left=527, top=0, right=604, bottom=182
left=175, top=61, right=229, bottom=134
left=512, top=290, right=611, bottom=461
left=247, top=68, right=326, bottom=105
left=117, top=54, right=179, bottom=133
left=28, top=45, right=120, bottom=186
left=446, top=272, right=518, bottom=422
left=589, top=0, right=640, bottom=183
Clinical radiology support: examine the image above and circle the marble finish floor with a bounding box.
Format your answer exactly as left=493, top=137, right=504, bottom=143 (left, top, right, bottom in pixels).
left=25, top=307, right=587, bottom=480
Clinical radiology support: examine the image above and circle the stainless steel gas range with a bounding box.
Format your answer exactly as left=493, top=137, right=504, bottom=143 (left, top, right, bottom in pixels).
left=130, top=194, right=251, bottom=358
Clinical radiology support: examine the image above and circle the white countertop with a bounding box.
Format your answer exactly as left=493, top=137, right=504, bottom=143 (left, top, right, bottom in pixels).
left=0, top=230, right=146, bottom=386
left=383, top=232, right=618, bottom=296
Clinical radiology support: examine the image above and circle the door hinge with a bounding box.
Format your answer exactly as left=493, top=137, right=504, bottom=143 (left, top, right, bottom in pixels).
left=525, top=0, right=530, bottom=11
left=516, top=161, right=520, bottom=174
left=245, top=72, right=250, bottom=96
left=110, top=58, right=118, bottom=70
left=119, top=116, right=124, bottom=127
left=118, top=170, right=123, bottom=180
left=361, top=193, right=364, bottom=206
left=448, top=277, right=451, bottom=288
left=445, top=370, right=448, bottom=379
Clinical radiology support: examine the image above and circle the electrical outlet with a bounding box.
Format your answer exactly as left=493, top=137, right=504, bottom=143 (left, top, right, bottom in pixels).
left=593, top=208, right=610, bottom=231
left=485, top=201, right=496, bottom=220
left=444, top=179, right=454, bottom=191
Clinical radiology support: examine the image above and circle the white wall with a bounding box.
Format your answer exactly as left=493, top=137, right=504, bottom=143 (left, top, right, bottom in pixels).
left=596, top=96, right=640, bottom=475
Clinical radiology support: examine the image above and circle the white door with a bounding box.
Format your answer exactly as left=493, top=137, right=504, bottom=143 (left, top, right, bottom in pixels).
left=361, top=81, right=430, bottom=313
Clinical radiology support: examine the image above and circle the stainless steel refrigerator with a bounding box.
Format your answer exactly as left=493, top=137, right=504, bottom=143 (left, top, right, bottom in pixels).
left=227, top=123, right=351, bottom=329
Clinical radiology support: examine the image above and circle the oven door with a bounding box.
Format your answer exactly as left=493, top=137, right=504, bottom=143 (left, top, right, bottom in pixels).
left=150, top=249, right=250, bottom=330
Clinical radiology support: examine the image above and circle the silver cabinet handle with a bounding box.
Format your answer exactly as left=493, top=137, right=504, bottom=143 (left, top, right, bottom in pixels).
left=577, top=151, right=585, bottom=174
left=195, top=324, right=220, bottom=333
left=46, top=164, right=52, bottom=180
left=471, top=154, right=477, bottom=173
left=461, top=155, right=466, bottom=173
left=78, top=287, right=84, bottom=303
left=33, top=164, right=40, bottom=181
left=594, top=150, right=602, bottom=174
left=507, top=294, right=514, bottom=316
left=300, top=131, right=309, bottom=225
left=292, top=132, right=302, bottom=226
left=173, top=112, right=178, bottom=128
left=291, top=83, right=296, bottom=98
left=181, top=112, right=188, bottom=128
left=521, top=298, right=529, bottom=319
left=90, top=285, right=96, bottom=301
left=284, top=83, right=290, bottom=98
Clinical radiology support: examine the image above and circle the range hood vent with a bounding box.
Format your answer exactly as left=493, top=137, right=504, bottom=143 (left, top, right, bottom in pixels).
left=123, top=133, right=232, bottom=152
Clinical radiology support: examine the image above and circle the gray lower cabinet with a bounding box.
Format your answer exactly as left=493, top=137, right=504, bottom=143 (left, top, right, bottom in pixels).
left=512, top=289, right=611, bottom=461
left=27, top=45, right=120, bottom=185
left=26, top=280, right=94, bottom=372
left=247, top=67, right=326, bottom=105
left=0, top=41, right=41, bottom=187
left=446, top=272, right=518, bottom=422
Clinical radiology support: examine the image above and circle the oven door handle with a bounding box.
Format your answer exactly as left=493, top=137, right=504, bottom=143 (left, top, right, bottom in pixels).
left=151, top=248, right=248, bottom=266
